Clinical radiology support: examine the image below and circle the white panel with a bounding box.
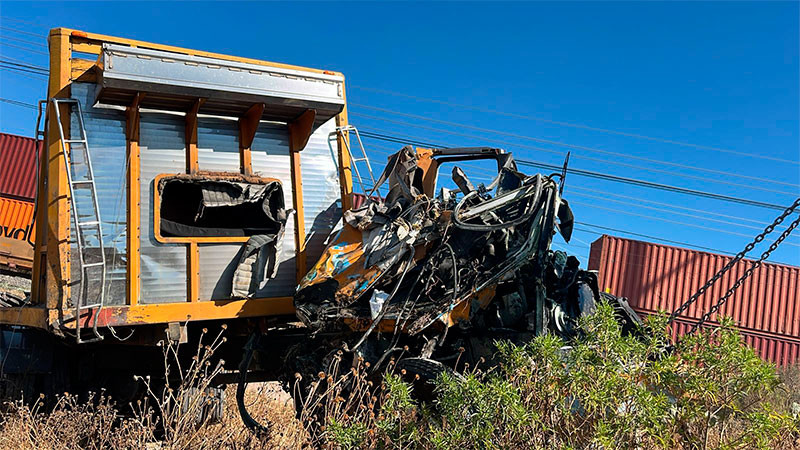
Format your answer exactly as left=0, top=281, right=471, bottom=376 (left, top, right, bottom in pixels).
left=252, top=124, right=296, bottom=298
left=139, top=112, right=188, bottom=303
left=300, top=118, right=342, bottom=268
left=69, top=83, right=127, bottom=305
left=197, top=117, right=240, bottom=172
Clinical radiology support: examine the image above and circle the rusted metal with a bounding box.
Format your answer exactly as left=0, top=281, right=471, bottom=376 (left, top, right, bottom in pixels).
left=589, top=234, right=800, bottom=366
left=0, top=133, right=39, bottom=201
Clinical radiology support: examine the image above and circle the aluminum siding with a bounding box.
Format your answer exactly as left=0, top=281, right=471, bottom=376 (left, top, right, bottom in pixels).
left=0, top=132, right=38, bottom=200
left=589, top=235, right=800, bottom=366
left=69, top=83, right=129, bottom=305
left=196, top=119, right=296, bottom=300
left=299, top=118, right=341, bottom=269
left=139, top=110, right=188, bottom=303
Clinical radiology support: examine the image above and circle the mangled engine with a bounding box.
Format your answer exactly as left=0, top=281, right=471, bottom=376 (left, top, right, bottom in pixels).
left=293, top=146, right=640, bottom=371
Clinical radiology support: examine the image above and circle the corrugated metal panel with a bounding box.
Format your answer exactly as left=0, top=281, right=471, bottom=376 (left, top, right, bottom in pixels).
left=589, top=234, right=800, bottom=366
left=197, top=117, right=240, bottom=172
left=0, top=132, right=38, bottom=200
left=139, top=110, right=188, bottom=303
left=300, top=118, right=341, bottom=267
left=240, top=123, right=295, bottom=298
left=0, top=197, right=35, bottom=272
left=0, top=197, right=35, bottom=241
left=671, top=319, right=800, bottom=367
left=195, top=120, right=297, bottom=300
left=69, top=83, right=128, bottom=305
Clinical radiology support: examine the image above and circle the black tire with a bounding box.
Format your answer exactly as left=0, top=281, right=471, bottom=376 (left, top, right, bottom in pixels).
left=395, top=357, right=462, bottom=402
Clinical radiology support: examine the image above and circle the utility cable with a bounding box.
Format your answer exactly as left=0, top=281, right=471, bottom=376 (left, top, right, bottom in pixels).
left=0, top=97, right=37, bottom=109
left=0, top=58, right=48, bottom=73
left=0, top=64, right=48, bottom=77
left=0, top=25, right=47, bottom=39
left=350, top=110, right=799, bottom=191
left=0, top=40, right=48, bottom=56
left=358, top=130, right=792, bottom=212
left=0, top=34, right=46, bottom=48
left=350, top=85, right=800, bottom=165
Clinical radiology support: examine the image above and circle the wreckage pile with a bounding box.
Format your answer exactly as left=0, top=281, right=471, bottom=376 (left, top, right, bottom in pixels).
left=293, top=146, right=640, bottom=353
left=238, top=146, right=642, bottom=434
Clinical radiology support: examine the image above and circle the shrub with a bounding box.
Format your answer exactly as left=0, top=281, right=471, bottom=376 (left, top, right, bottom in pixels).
left=322, top=303, right=798, bottom=449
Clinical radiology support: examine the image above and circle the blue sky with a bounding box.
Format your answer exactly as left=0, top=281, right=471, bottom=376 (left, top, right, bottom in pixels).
left=1, top=1, right=798, bottom=265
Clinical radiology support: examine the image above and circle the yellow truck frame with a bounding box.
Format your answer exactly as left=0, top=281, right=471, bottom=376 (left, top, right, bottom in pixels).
left=0, top=28, right=354, bottom=334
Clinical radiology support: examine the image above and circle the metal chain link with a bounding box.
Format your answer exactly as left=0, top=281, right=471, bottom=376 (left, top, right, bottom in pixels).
left=684, top=207, right=800, bottom=335
left=668, top=197, right=800, bottom=325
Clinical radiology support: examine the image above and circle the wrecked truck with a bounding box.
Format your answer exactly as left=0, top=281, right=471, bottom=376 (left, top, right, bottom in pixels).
left=0, top=28, right=641, bottom=428
left=238, top=145, right=642, bottom=428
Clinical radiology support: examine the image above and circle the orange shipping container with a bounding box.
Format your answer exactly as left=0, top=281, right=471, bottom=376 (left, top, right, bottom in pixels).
left=0, top=196, right=35, bottom=242
left=589, top=235, right=800, bottom=367
left=0, top=196, right=35, bottom=272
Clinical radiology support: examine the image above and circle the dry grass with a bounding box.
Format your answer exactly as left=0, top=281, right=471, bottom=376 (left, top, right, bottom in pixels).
left=0, top=385, right=305, bottom=449
left=0, top=322, right=797, bottom=449
left=0, top=327, right=308, bottom=449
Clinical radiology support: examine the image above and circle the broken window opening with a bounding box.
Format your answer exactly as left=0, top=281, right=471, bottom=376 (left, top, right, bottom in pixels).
left=158, top=176, right=286, bottom=238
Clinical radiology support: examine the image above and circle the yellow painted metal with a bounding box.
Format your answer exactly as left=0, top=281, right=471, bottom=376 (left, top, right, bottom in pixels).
left=42, top=29, right=72, bottom=313
left=288, top=109, right=316, bottom=282
left=184, top=102, right=202, bottom=302
left=124, top=297, right=295, bottom=325
left=238, top=103, right=265, bottom=176
left=0, top=306, right=48, bottom=329
left=334, top=81, right=354, bottom=212
left=60, top=297, right=296, bottom=329
left=188, top=242, right=199, bottom=302
left=70, top=58, right=97, bottom=81
left=290, top=149, right=306, bottom=283
left=126, top=94, right=143, bottom=306
left=185, top=99, right=203, bottom=174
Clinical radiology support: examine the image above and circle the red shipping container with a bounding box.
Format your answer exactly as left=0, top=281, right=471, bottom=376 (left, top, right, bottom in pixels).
left=589, top=235, right=800, bottom=367
left=0, top=132, right=39, bottom=201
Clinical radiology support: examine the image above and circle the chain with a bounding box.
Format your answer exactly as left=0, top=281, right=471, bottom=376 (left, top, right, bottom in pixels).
left=668, top=197, right=800, bottom=325
left=684, top=207, right=800, bottom=335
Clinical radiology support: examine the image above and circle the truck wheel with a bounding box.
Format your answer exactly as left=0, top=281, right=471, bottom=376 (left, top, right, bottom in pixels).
left=394, top=357, right=462, bottom=402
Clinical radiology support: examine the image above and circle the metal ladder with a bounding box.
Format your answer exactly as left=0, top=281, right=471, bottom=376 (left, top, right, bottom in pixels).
left=50, top=98, right=106, bottom=343
left=334, top=125, right=381, bottom=199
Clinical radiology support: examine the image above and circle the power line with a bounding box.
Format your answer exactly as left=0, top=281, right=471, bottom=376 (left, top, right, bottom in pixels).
left=0, top=64, right=48, bottom=78
left=0, top=58, right=48, bottom=73
left=350, top=108, right=800, bottom=188
left=569, top=190, right=796, bottom=236
left=0, top=68, right=47, bottom=82
left=407, top=154, right=794, bottom=232
left=568, top=185, right=790, bottom=231
left=362, top=138, right=796, bottom=261
left=0, top=97, right=37, bottom=110
left=350, top=85, right=800, bottom=165
left=357, top=130, right=793, bottom=212
left=569, top=199, right=799, bottom=247
left=0, top=34, right=46, bottom=48
left=0, top=40, right=48, bottom=56
left=352, top=113, right=798, bottom=196
left=0, top=16, right=48, bottom=28
left=0, top=25, right=47, bottom=39
left=572, top=224, right=735, bottom=256
left=0, top=53, right=45, bottom=68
